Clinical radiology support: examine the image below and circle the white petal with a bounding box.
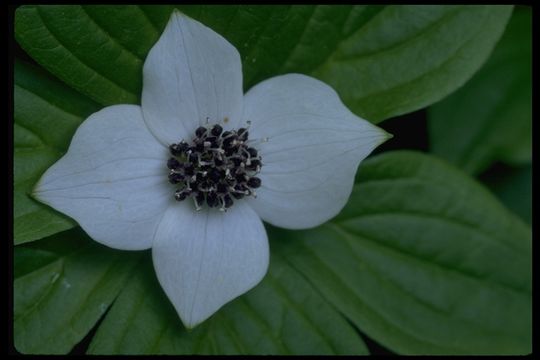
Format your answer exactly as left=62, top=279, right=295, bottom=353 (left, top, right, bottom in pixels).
left=152, top=202, right=269, bottom=328
left=244, top=74, right=390, bottom=229
left=142, top=11, right=244, bottom=146
left=33, top=105, right=171, bottom=250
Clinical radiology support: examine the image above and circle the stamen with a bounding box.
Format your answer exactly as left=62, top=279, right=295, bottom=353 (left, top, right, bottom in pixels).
left=166, top=121, right=263, bottom=210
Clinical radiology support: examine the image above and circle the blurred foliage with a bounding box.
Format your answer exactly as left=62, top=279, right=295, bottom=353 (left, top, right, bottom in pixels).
left=428, top=7, right=531, bottom=175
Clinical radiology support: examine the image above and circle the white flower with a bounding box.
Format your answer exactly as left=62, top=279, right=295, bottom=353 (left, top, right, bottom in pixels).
left=33, top=11, right=390, bottom=328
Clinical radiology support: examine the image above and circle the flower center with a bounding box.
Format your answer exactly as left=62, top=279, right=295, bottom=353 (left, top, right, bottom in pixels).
left=167, top=123, right=262, bottom=211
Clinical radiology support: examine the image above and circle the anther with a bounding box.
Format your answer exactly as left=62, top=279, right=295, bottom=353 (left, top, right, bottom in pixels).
left=247, top=159, right=261, bottom=170
left=206, top=191, right=218, bottom=208
left=168, top=172, right=184, bottom=184
left=194, top=142, right=205, bottom=152
left=232, top=192, right=245, bottom=200
left=247, top=148, right=258, bottom=157
left=167, top=157, right=180, bottom=170
left=175, top=188, right=191, bottom=201
left=216, top=183, right=228, bottom=194
left=247, top=177, right=261, bottom=188
left=195, top=126, right=207, bottom=137
left=169, top=143, right=185, bottom=156
left=211, top=124, right=223, bottom=136
left=183, top=164, right=194, bottom=176
left=237, top=128, right=248, bottom=141
left=223, top=194, right=234, bottom=208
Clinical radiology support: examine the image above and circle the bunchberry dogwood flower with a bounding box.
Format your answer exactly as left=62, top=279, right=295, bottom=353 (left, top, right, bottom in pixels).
left=33, top=11, right=391, bottom=328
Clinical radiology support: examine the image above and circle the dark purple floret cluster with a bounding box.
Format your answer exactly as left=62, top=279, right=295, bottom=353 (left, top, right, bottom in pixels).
left=167, top=124, right=262, bottom=211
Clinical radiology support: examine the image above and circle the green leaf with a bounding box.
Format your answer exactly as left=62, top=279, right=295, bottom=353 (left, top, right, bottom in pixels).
left=14, top=5, right=171, bottom=106
left=14, top=228, right=141, bottom=354
left=16, top=5, right=512, bottom=122
left=15, top=230, right=368, bottom=354
left=428, top=7, right=531, bottom=174
left=271, top=151, right=531, bottom=354
left=311, top=5, right=513, bottom=122
left=88, top=251, right=368, bottom=355
left=14, top=60, right=100, bottom=245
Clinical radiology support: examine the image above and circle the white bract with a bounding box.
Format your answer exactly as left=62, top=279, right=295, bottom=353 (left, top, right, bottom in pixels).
left=33, top=11, right=390, bottom=328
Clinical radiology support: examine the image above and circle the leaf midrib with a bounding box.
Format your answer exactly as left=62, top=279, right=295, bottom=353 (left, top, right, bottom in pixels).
left=32, top=6, right=138, bottom=103
left=341, top=10, right=492, bottom=106
left=80, top=5, right=144, bottom=62
left=276, top=238, right=468, bottom=354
